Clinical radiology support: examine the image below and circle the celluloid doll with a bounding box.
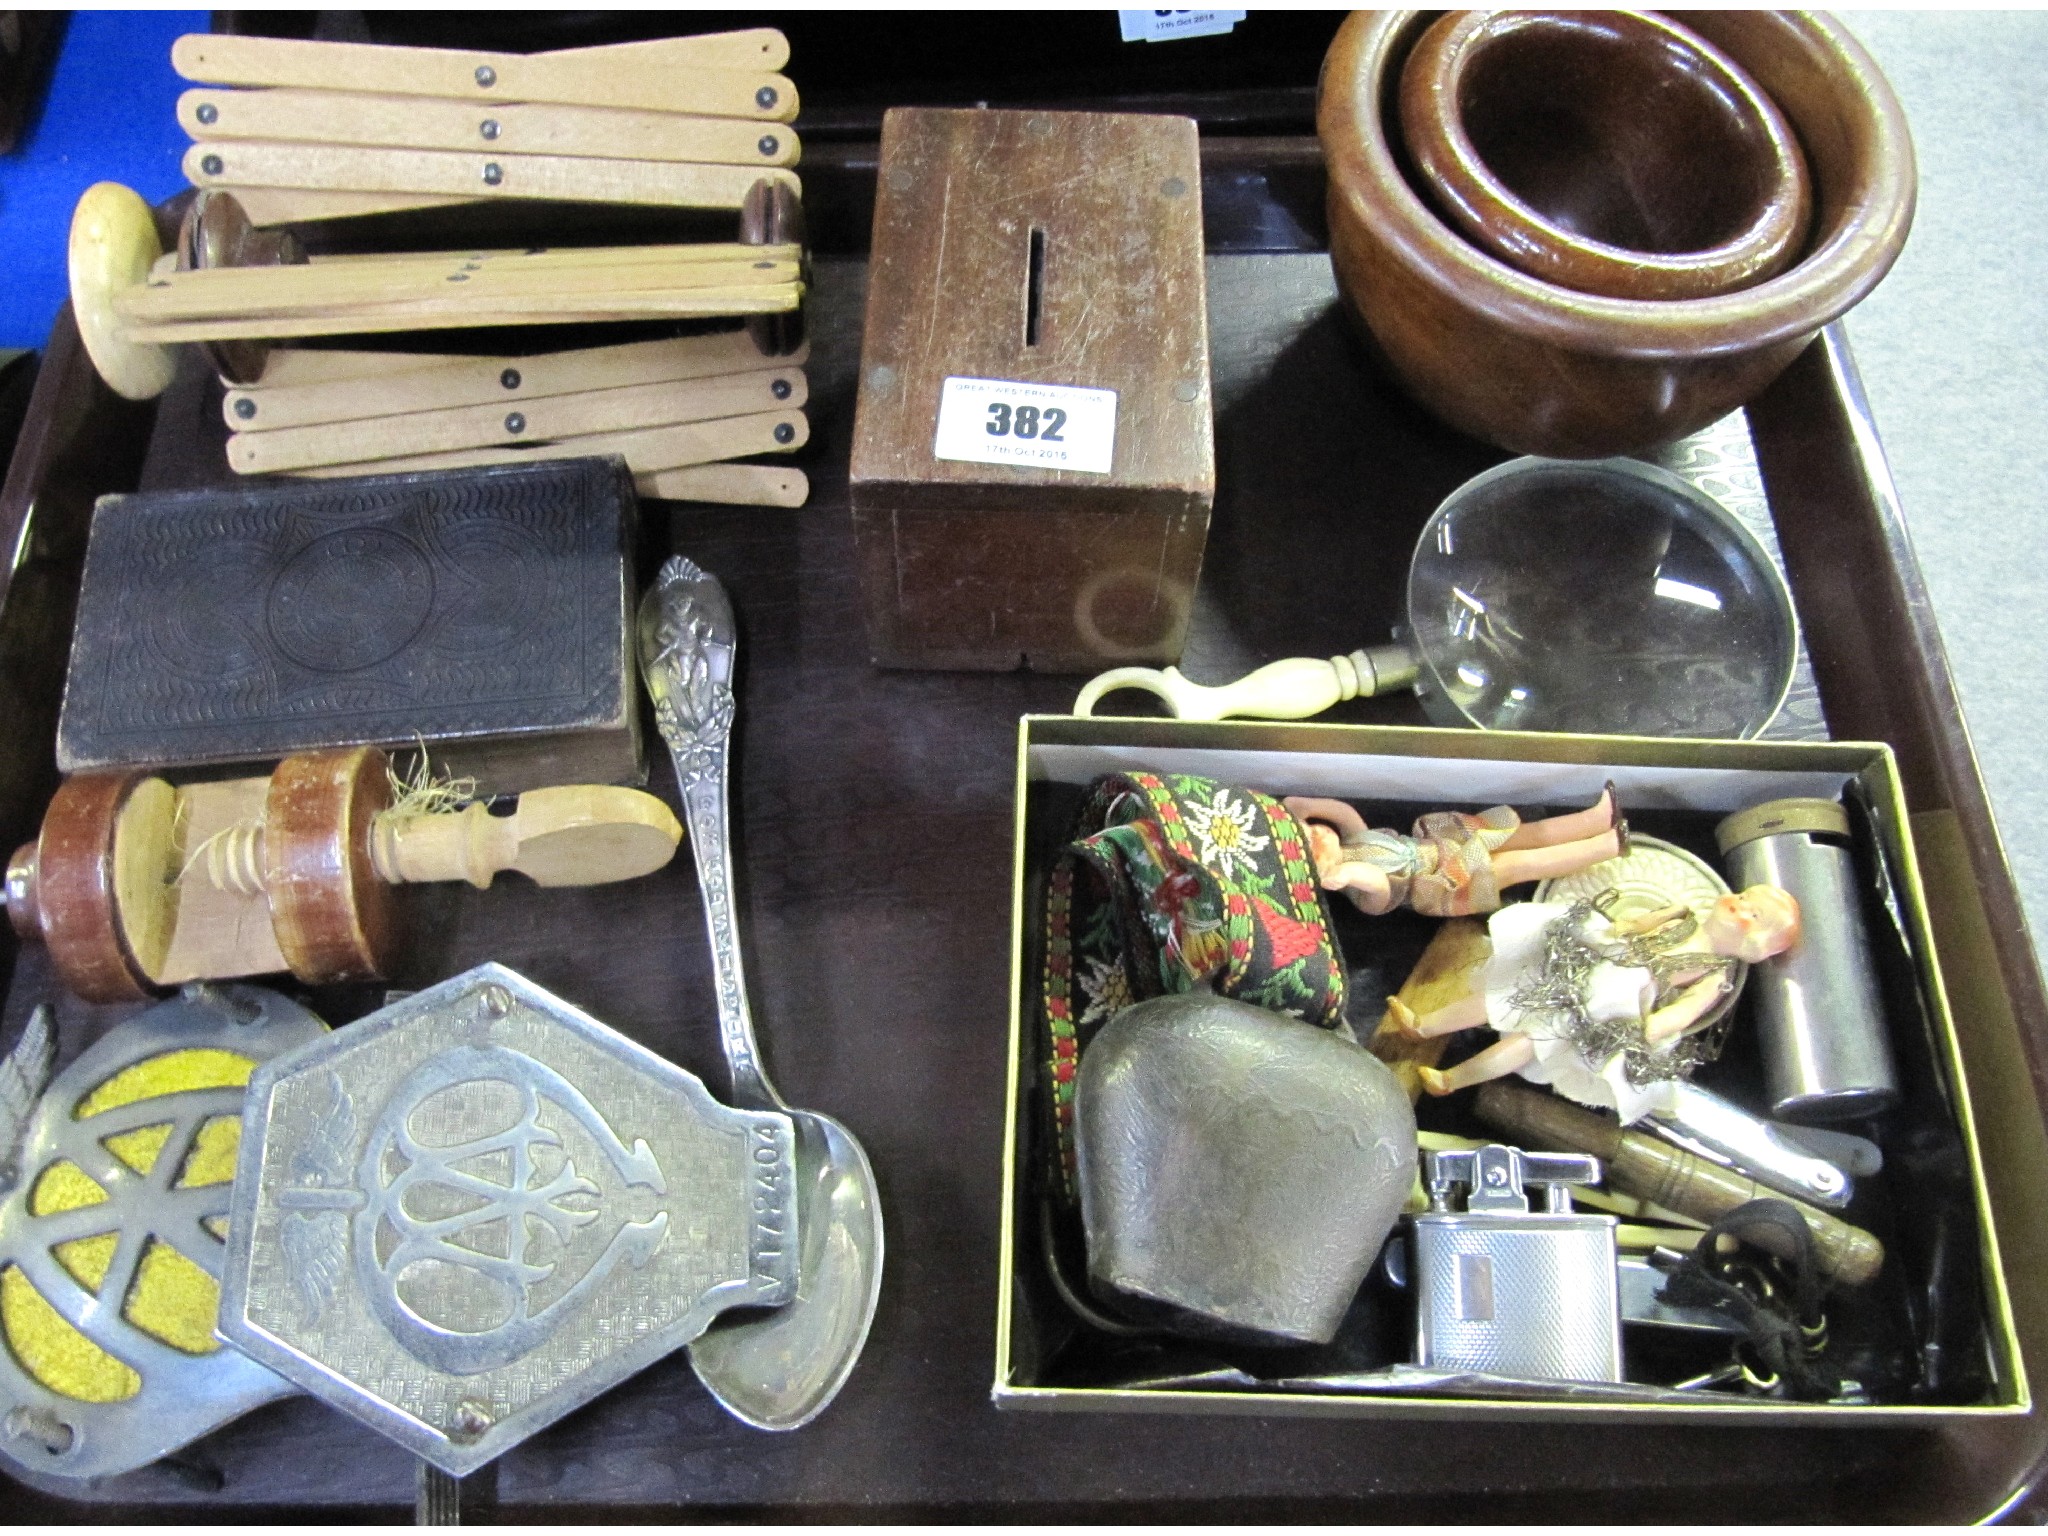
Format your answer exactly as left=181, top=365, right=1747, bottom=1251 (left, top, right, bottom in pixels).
left=1388, top=886, right=1803, bottom=1122
left=1283, top=783, right=1626, bottom=919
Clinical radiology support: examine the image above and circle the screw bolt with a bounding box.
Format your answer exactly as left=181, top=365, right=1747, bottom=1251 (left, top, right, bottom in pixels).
left=481, top=984, right=513, bottom=1017
left=758, top=135, right=779, bottom=157
left=755, top=85, right=779, bottom=110
left=500, top=368, right=522, bottom=390
left=480, top=118, right=500, bottom=141
left=233, top=398, right=257, bottom=419
left=200, top=154, right=224, bottom=176
left=773, top=422, right=795, bottom=444
left=196, top=102, right=218, bottom=126
left=771, top=378, right=792, bottom=400
left=5, top=1406, right=73, bottom=1455
left=474, top=65, right=496, bottom=87
left=482, top=162, right=503, bottom=186
left=504, top=413, right=526, bottom=435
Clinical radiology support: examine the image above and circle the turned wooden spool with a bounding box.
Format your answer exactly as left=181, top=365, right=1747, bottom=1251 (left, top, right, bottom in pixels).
left=7, top=747, right=397, bottom=1001
left=6, top=745, right=680, bottom=1003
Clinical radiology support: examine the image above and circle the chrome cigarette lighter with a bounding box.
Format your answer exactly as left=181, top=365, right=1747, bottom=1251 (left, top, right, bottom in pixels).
left=1412, top=1144, right=1622, bottom=1382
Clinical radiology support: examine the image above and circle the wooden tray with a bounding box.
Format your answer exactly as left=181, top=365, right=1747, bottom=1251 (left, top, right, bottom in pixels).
left=4, top=133, right=2048, bottom=1523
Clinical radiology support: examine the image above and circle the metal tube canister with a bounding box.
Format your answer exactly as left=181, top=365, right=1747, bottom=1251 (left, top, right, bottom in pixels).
left=1716, top=798, right=1899, bottom=1122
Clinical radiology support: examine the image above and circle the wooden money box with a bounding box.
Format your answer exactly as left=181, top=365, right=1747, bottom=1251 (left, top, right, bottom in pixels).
left=849, top=107, right=1214, bottom=671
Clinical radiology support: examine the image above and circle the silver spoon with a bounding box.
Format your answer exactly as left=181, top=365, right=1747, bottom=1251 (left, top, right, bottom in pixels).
left=637, top=555, right=884, bottom=1431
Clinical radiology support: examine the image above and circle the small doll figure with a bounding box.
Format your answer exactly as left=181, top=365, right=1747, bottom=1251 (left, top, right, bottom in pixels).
left=1283, top=784, right=1626, bottom=919
left=1389, top=886, right=1802, bottom=1122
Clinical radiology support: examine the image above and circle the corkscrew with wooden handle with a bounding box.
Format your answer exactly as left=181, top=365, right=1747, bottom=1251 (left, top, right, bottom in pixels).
left=4, top=746, right=681, bottom=1003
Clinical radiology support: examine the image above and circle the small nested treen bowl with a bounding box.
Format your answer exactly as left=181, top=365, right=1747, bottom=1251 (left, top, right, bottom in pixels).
left=1399, top=10, right=1812, bottom=301
left=1319, top=11, right=1915, bottom=458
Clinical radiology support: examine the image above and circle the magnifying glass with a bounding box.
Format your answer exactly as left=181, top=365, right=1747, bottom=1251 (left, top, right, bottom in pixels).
left=1074, top=456, right=1798, bottom=739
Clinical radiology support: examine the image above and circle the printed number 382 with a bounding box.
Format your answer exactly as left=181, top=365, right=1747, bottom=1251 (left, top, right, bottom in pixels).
left=986, top=402, right=1066, bottom=441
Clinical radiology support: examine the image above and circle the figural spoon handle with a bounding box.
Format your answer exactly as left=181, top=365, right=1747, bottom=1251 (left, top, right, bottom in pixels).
left=643, top=556, right=782, bottom=1114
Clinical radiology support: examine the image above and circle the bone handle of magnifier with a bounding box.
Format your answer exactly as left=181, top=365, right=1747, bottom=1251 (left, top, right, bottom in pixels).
left=1072, top=647, right=1411, bottom=721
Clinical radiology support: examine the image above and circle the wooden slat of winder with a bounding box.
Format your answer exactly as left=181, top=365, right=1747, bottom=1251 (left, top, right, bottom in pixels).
left=238, top=348, right=447, bottom=388
left=186, top=143, right=799, bottom=209
left=227, top=332, right=803, bottom=426
left=119, top=255, right=801, bottom=322
left=179, top=89, right=801, bottom=168
left=638, top=462, right=808, bottom=506
left=172, top=31, right=797, bottom=118
left=124, top=283, right=801, bottom=341
left=286, top=407, right=809, bottom=478
left=159, top=238, right=796, bottom=287
left=198, top=240, right=797, bottom=286
left=229, top=366, right=808, bottom=473
left=310, top=239, right=798, bottom=268
left=230, top=186, right=478, bottom=226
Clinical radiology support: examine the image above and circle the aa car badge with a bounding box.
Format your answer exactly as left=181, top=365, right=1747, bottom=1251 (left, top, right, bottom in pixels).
left=219, top=963, right=798, bottom=1475
left=0, top=985, right=326, bottom=1480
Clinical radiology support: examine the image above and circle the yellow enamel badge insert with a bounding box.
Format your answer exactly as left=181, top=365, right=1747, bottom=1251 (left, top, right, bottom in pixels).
left=0, top=987, right=326, bottom=1480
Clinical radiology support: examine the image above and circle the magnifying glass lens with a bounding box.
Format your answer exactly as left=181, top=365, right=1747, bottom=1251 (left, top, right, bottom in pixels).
left=1407, top=460, right=1795, bottom=737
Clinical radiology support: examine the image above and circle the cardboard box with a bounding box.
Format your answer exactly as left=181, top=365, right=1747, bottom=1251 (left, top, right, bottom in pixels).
left=997, top=716, right=2026, bottom=1422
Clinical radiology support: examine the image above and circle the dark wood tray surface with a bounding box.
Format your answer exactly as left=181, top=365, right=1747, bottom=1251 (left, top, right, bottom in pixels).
left=3, top=157, right=2047, bottom=1521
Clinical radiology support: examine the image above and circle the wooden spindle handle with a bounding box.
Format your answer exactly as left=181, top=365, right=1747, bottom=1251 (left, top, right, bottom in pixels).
left=372, top=786, right=681, bottom=889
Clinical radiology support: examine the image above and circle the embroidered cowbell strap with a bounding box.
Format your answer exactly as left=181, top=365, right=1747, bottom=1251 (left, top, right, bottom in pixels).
left=1040, top=771, right=1347, bottom=1200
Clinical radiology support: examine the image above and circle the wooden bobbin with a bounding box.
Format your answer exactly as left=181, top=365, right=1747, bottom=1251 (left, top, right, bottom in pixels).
left=180, top=188, right=307, bottom=386
left=262, top=745, right=402, bottom=984
left=741, top=176, right=806, bottom=359
left=5, top=773, right=166, bottom=1004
